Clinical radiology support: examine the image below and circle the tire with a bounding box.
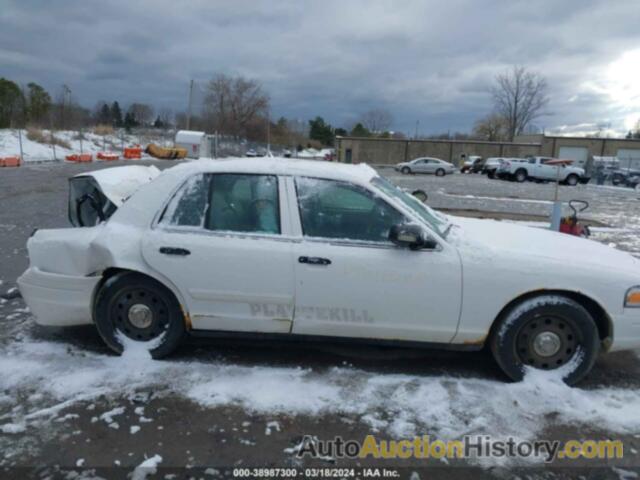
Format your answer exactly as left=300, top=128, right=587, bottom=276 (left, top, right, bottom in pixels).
left=401, top=167, right=411, bottom=174
left=94, top=272, right=186, bottom=358
left=490, top=295, right=599, bottom=385
left=566, top=174, right=579, bottom=186
left=611, top=175, right=622, bottom=186
left=435, top=168, right=446, bottom=177
left=515, top=169, right=527, bottom=183
left=488, top=171, right=496, bottom=179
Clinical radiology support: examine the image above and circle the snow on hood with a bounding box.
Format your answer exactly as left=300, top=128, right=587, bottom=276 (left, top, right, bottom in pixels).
left=447, top=215, right=638, bottom=271
left=73, top=165, right=160, bottom=207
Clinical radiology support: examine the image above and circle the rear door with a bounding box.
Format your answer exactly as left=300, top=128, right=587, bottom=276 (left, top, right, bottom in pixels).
left=412, top=159, right=428, bottom=173
left=421, top=159, right=437, bottom=174
left=537, top=157, right=559, bottom=180
left=142, top=173, right=296, bottom=333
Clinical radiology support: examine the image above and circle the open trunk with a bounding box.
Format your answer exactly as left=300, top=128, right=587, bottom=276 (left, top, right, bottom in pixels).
left=68, top=165, right=160, bottom=227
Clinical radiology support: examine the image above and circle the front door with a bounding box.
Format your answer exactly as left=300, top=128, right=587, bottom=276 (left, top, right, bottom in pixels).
left=288, top=176, right=462, bottom=343
left=142, top=173, right=295, bottom=333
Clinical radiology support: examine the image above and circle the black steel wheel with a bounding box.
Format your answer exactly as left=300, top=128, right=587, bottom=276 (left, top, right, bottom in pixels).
left=515, top=314, right=580, bottom=370
left=94, top=272, right=186, bottom=358
left=490, top=295, right=600, bottom=385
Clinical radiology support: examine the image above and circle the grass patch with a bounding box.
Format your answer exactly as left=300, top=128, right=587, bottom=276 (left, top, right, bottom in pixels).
left=26, top=128, right=71, bottom=149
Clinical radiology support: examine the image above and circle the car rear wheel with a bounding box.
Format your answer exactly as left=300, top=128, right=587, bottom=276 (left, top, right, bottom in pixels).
left=566, top=174, right=579, bottom=186
left=401, top=166, right=411, bottom=174
left=435, top=168, right=446, bottom=177
left=515, top=169, right=527, bottom=183
left=94, top=272, right=186, bottom=358
left=490, top=295, right=599, bottom=385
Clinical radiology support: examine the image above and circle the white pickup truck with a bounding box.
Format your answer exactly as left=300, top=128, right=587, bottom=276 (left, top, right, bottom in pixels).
left=497, top=156, right=589, bottom=186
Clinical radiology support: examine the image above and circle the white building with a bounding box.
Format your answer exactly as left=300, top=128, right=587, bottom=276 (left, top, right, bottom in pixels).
left=175, top=130, right=210, bottom=159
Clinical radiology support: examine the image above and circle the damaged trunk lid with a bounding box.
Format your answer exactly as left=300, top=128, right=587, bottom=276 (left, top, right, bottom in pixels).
left=68, top=165, right=160, bottom=227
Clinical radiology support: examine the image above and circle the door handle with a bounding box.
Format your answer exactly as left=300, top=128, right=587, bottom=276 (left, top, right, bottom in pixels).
left=159, top=247, right=191, bottom=256
left=299, top=256, right=331, bottom=266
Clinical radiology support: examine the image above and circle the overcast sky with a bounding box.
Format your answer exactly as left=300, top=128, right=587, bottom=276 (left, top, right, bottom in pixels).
left=2, top=0, right=639, bottom=136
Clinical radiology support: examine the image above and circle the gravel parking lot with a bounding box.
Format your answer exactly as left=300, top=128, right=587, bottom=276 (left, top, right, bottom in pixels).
left=1, top=162, right=639, bottom=479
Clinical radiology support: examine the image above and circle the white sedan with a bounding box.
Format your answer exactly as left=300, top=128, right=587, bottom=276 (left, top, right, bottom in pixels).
left=18, top=159, right=640, bottom=384
left=394, top=157, right=456, bottom=176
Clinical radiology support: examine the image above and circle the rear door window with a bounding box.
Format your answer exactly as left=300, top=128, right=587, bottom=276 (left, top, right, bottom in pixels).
left=159, top=173, right=280, bottom=235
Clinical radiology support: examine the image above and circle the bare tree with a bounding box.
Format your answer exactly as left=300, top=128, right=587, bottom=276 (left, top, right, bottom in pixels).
left=204, top=73, right=269, bottom=137
left=491, top=66, right=549, bottom=141
left=128, top=103, right=155, bottom=126
left=359, top=108, right=393, bottom=133
left=473, top=112, right=507, bottom=141
left=157, top=108, right=173, bottom=127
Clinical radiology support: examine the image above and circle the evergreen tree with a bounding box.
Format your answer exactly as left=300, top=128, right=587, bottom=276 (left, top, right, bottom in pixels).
left=110, top=101, right=123, bottom=127
left=0, top=78, right=24, bottom=128
left=26, top=82, right=51, bottom=125
left=308, top=116, right=334, bottom=146
left=98, top=103, right=112, bottom=125
left=153, top=116, right=164, bottom=128
left=350, top=122, right=371, bottom=137
left=123, top=111, right=138, bottom=131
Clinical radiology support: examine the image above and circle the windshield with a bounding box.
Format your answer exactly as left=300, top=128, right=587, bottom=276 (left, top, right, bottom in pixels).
left=371, top=176, right=449, bottom=237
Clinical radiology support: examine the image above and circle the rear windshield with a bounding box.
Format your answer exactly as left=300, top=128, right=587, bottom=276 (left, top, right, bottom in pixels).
left=68, top=177, right=117, bottom=227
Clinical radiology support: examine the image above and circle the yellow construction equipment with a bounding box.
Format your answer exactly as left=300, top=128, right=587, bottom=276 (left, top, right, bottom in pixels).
left=145, top=143, right=188, bottom=160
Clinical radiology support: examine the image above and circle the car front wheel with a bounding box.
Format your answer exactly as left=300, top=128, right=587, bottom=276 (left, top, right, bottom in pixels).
left=490, top=294, right=599, bottom=385
left=94, top=272, right=186, bottom=358
left=435, top=168, right=446, bottom=177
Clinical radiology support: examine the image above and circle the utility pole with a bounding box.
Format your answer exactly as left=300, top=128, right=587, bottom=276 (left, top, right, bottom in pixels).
left=414, top=120, right=420, bottom=140
left=186, top=79, right=194, bottom=130
left=266, top=109, right=271, bottom=155
left=61, top=84, right=71, bottom=130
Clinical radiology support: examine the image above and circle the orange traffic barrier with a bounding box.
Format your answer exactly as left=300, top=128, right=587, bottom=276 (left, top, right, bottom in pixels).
left=97, top=152, right=119, bottom=161
left=123, top=145, right=142, bottom=159
left=66, top=154, right=93, bottom=163
left=0, top=156, right=21, bottom=167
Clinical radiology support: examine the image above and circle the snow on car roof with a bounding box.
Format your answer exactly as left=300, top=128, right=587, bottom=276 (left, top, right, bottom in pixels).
left=160, top=157, right=378, bottom=185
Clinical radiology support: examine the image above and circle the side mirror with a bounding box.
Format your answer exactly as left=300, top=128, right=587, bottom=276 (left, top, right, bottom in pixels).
left=389, top=224, right=437, bottom=250
left=411, top=189, right=428, bottom=203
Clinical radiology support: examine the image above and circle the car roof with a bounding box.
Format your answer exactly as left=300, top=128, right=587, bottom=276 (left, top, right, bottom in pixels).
left=159, top=157, right=378, bottom=186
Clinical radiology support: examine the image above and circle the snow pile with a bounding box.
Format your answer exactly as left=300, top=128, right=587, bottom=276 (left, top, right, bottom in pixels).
left=131, top=454, right=162, bottom=480
left=0, top=129, right=172, bottom=163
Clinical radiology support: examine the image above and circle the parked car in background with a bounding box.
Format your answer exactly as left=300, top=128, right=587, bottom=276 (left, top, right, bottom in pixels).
left=395, top=157, right=456, bottom=176
left=482, top=158, right=505, bottom=178
left=610, top=168, right=640, bottom=188
left=496, top=158, right=526, bottom=179
left=17, top=159, right=640, bottom=385
left=460, top=156, right=483, bottom=173
left=497, top=156, right=589, bottom=185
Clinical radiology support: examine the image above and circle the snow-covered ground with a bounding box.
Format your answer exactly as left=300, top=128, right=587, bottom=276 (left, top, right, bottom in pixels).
left=1, top=309, right=639, bottom=469
left=0, top=129, right=173, bottom=163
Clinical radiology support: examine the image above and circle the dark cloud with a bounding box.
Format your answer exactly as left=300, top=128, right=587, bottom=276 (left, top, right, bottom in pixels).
left=1, top=0, right=639, bottom=134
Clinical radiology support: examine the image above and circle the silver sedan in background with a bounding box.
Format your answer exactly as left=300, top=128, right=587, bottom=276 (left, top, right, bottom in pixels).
left=395, top=157, right=457, bottom=176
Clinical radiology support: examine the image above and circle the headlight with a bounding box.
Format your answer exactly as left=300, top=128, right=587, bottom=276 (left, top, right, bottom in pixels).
left=624, top=286, right=640, bottom=307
